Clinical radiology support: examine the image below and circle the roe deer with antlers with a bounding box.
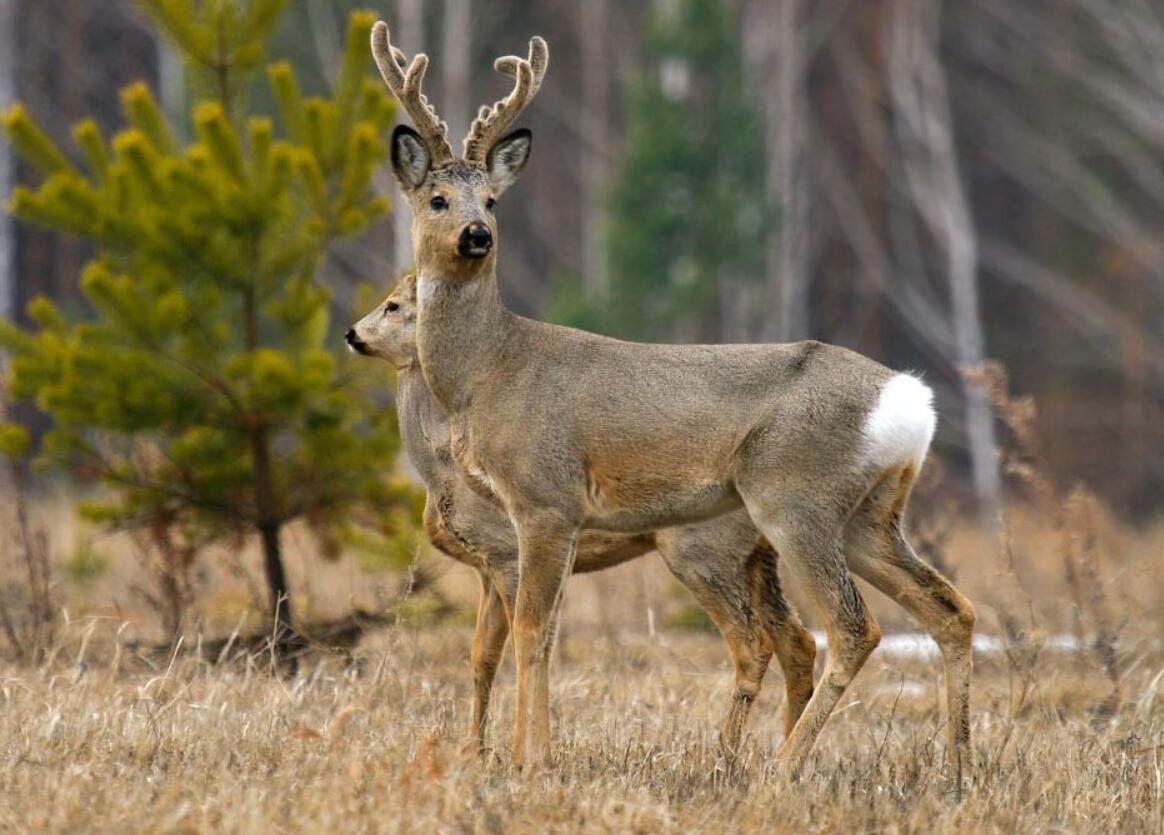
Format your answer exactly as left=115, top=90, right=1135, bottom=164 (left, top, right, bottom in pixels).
left=369, top=20, right=976, bottom=776
left=348, top=274, right=817, bottom=753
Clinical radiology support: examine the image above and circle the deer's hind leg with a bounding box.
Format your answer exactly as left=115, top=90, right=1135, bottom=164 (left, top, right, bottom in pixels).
left=658, top=542, right=771, bottom=753
left=842, top=467, right=976, bottom=764
left=738, top=480, right=883, bottom=778
left=658, top=527, right=814, bottom=754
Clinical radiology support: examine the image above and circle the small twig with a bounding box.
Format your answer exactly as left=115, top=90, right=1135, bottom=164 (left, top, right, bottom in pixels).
left=872, top=670, right=906, bottom=774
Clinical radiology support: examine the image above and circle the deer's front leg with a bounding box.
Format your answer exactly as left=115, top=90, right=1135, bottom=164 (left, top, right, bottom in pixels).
left=469, top=574, right=512, bottom=753
left=510, top=511, right=577, bottom=768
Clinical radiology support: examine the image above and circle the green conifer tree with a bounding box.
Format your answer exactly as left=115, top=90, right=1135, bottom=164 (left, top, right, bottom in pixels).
left=0, top=1, right=415, bottom=640
left=552, top=0, right=771, bottom=342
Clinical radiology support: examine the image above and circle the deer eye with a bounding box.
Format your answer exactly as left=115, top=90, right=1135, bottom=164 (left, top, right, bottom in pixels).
left=385, top=301, right=400, bottom=313
left=485, top=197, right=496, bottom=210
left=430, top=195, right=448, bottom=211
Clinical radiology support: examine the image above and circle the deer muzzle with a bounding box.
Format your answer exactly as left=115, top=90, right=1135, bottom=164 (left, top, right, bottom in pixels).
left=458, top=222, right=493, bottom=259
left=345, top=328, right=367, bottom=355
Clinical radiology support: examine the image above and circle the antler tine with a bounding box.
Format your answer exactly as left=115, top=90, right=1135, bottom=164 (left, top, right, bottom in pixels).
left=494, top=36, right=549, bottom=97
left=370, top=20, right=456, bottom=167
left=462, top=36, right=549, bottom=165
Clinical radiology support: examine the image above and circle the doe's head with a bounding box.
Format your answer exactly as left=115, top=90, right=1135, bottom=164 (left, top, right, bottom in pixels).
left=346, top=273, right=419, bottom=367
left=371, top=21, right=545, bottom=278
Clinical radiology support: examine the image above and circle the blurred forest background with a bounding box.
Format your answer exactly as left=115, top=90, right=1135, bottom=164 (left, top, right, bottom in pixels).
left=0, top=0, right=1162, bottom=644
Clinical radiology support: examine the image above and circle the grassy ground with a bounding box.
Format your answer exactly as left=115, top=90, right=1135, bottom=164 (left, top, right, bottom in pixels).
left=1, top=603, right=1162, bottom=833
left=2, top=499, right=1163, bottom=833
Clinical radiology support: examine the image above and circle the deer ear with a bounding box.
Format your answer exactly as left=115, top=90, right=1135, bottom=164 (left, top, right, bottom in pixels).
left=486, top=129, right=532, bottom=195
left=391, top=125, right=431, bottom=190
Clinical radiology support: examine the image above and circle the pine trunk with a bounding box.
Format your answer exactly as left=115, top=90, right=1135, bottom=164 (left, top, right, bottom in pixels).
left=252, top=426, right=291, bottom=635
left=243, top=284, right=293, bottom=637
left=257, top=504, right=291, bottom=635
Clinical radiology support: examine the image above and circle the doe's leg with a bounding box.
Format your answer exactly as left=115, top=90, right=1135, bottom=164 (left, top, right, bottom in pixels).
left=656, top=531, right=776, bottom=754
left=468, top=574, right=512, bottom=753
left=748, top=546, right=817, bottom=736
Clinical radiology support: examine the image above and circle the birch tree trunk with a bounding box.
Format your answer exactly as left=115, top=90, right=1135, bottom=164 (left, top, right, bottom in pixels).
left=579, top=0, right=610, bottom=300
left=890, top=0, right=1001, bottom=523
left=753, top=0, right=810, bottom=342
left=157, top=20, right=186, bottom=131
left=441, top=0, right=471, bottom=149
left=581, top=0, right=613, bottom=622
left=394, top=0, right=423, bottom=275
left=306, top=0, right=341, bottom=86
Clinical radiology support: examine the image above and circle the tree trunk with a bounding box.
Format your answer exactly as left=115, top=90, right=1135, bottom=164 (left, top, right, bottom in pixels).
left=580, top=0, right=610, bottom=300
left=242, top=284, right=293, bottom=637
left=394, top=0, right=423, bottom=275
left=156, top=25, right=186, bottom=132
left=762, top=0, right=810, bottom=342
left=0, top=0, right=14, bottom=327
left=441, top=0, right=471, bottom=150
left=249, top=419, right=294, bottom=640
left=889, top=0, right=1000, bottom=524
left=258, top=515, right=291, bottom=636
left=305, top=0, right=341, bottom=87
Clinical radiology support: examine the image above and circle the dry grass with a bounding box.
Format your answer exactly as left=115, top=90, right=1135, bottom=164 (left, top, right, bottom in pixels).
left=2, top=578, right=1163, bottom=834
left=4, top=430, right=1164, bottom=833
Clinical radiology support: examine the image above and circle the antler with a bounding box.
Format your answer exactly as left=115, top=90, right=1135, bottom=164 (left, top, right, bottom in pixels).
left=462, top=37, right=549, bottom=166
left=371, top=21, right=456, bottom=167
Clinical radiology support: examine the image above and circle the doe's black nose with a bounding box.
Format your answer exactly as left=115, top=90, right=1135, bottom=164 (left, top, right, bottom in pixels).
left=458, top=222, right=493, bottom=258
left=345, top=328, right=366, bottom=353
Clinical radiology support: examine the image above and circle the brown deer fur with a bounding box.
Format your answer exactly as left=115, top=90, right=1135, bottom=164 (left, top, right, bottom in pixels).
left=350, top=275, right=817, bottom=753
left=368, top=20, right=976, bottom=776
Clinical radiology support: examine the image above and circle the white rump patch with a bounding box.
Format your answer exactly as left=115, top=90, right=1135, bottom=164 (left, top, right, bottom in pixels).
left=861, top=374, right=936, bottom=471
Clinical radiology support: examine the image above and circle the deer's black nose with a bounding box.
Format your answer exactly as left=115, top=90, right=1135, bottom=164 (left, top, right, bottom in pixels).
left=458, top=222, right=493, bottom=258
left=345, top=328, right=366, bottom=354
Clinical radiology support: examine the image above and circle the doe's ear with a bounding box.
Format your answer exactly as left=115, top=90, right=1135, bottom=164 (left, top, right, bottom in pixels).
left=391, top=125, right=431, bottom=190
left=486, top=129, right=532, bottom=196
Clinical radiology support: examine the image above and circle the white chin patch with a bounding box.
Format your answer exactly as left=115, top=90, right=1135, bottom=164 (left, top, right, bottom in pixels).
left=418, top=276, right=479, bottom=307
left=861, top=374, right=937, bottom=472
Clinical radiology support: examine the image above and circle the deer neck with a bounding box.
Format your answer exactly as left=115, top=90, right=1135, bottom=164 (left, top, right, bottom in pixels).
left=414, top=267, right=512, bottom=415
left=395, top=363, right=453, bottom=490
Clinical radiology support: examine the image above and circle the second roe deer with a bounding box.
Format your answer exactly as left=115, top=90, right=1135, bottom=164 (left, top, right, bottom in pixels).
left=348, top=274, right=817, bottom=753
